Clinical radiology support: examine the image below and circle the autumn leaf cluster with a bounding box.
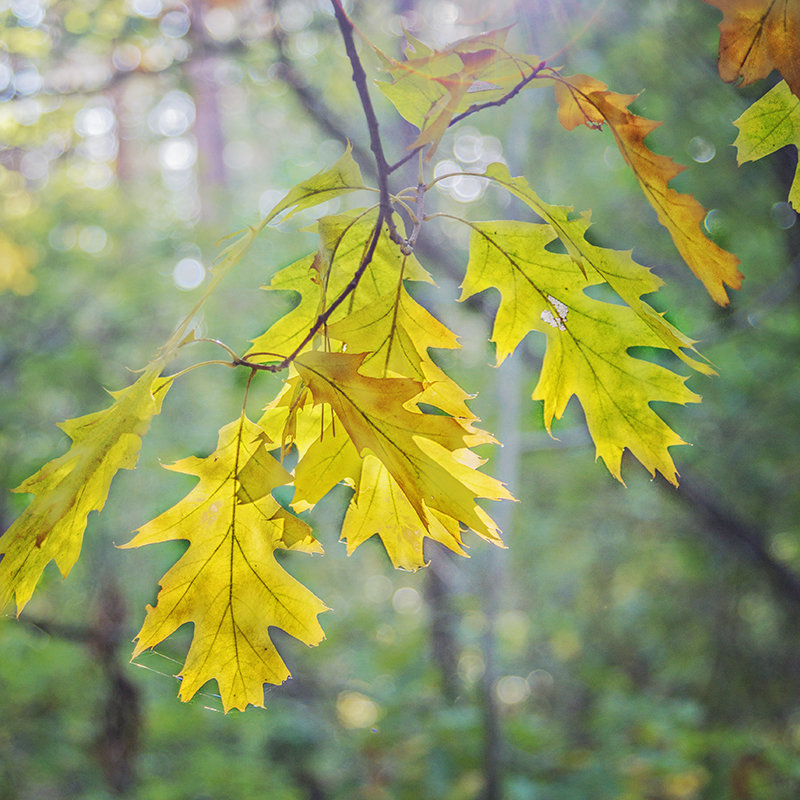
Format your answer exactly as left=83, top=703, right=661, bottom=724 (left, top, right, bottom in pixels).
left=1, top=0, right=796, bottom=711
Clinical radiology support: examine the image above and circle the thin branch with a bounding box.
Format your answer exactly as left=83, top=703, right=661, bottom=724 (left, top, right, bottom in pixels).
left=237, top=208, right=387, bottom=374
left=451, top=62, right=551, bottom=125
left=218, top=0, right=400, bottom=374
left=330, top=0, right=402, bottom=245
left=404, top=182, right=426, bottom=251
left=387, top=62, right=551, bottom=175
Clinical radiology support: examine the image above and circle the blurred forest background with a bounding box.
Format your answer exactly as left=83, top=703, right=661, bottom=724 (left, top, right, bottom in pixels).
left=1, top=0, right=799, bottom=798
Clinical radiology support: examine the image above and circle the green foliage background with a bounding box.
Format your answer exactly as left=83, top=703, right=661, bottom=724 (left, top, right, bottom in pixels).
left=1, top=0, right=799, bottom=797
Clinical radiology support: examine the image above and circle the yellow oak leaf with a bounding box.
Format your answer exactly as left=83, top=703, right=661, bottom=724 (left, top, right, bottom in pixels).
left=325, top=284, right=483, bottom=421
left=315, top=212, right=433, bottom=289
left=248, top=251, right=321, bottom=360
left=551, top=74, right=742, bottom=305
left=260, top=144, right=366, bottom=224
left=342, top=454, right=473, bottom=570
left=258, top=375, right=323, bottom=464
left=248, top=213, right=431, bottom=362
left=482, top=163, right=714, bottom=376
left=0, top=368, right=172, bottom=613
left=291, top=351, right=511, bottom=563
left=703, top=0, right=800, bottom=99
left=327, top=287, right=458, bottom=379
left=253, top=212, right=483, bottom=424
left=122, top=414, right=327, bottom=712
left=278, top=401, right=497, bottom=569
left=291, top=418, right=361, bottom=511
left=460, top=219, right=700, bottom=485
left=408, top=48, right=505, bottom=158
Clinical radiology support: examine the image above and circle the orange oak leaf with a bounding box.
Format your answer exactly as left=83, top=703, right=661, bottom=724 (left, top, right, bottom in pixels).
left=703, top=0, right=800, bottom=99
left=552, top=74, right=743, bottom=305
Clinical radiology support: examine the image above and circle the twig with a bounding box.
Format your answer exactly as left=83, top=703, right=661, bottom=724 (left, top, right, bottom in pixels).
left=404, top=182, right=426, bottom=253
left=330, top=0, right=403, bottom=246
left=234, top=207, right=387, bottom=373
left=218, top=1, right=394, bottom=375
left=450, top=62, right=550, bottom=126
left=386, top=62, right=551, bottom=175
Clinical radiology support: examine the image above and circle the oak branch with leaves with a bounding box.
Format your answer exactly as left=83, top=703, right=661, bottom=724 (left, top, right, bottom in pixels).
left=2, top=0, right=798, bottom=712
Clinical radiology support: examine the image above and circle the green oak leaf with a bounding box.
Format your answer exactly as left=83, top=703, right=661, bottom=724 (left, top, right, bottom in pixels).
left=734, top=80, right=800, bottom=209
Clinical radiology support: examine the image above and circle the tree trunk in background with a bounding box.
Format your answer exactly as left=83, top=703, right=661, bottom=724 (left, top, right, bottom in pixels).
left=425, top=546, right=460, bottom=703
left=479, top=354, right=522, bottom=800
left=188, top=3, right=228, bottom=222
left=91, top=580, right=141, bottom=797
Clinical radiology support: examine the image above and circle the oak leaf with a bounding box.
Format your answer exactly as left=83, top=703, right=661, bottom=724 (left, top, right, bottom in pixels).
left=248, top=213, right=432, bottom=362
left=260, top=144, right=366, bottom=224
left=325, top=284, right=481, bottom=420
left=122, top=414, right=327, bottom=712
left=270, top=351, right=510, bottom=570
left=482, top=163, right=714, bottom=376
left=342, top=454, right=478, bottom=569
left=0, top=368, right=172, bottom=613
left=703, top=0, right=800, bottom=99
left=733, top=79, right=800, bottom=209
left=374, top=28, right=532, bottom=158
left=551, top=74, right=742, bottom=305
left=294, top=351, right=510, bottom=524
left=460, top=216, right=700, bottom=485
left=267, top=396, right=482, bottom=569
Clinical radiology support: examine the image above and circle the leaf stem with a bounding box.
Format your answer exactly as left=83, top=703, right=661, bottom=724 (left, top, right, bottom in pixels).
left=164, top=360, right=240, bottom=381
left=189, top=338, right=242, bottom=360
